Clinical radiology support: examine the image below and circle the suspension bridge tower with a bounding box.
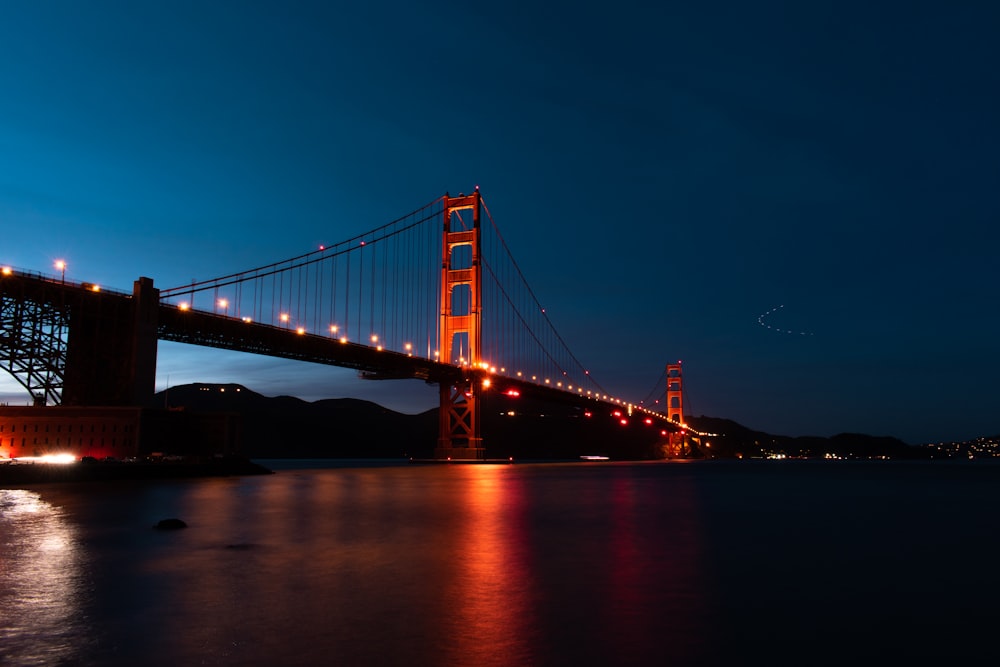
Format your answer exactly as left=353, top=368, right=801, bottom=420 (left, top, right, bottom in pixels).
left=666, top=361, right=687, bottom=457
left=435, top=191, right=485, bottom=460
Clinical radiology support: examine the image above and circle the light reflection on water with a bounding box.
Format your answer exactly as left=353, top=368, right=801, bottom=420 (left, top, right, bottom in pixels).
left=1, top=462, right=710, bottom=666
left=12, top=461, right=998, bottom=665
left=136, top=464, right=706, bottom=665
left=436, top=466, right=537, bottom=666
left=0, top=489, right=89, bottom=666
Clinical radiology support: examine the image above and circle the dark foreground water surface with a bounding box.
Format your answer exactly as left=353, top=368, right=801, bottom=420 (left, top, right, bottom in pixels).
left=3, top=459, right=1000, bottom=666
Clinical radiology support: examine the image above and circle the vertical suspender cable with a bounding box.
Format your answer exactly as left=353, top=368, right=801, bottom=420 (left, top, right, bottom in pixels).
left=345, top=251, right=350, bottom=340
left=370, top=236, right=375, bottom=341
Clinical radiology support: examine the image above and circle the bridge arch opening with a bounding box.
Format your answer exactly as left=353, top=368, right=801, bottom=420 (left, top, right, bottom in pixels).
left=450, top=244, right=473, bottom=271
left=449, top=283, right=472, bottom=316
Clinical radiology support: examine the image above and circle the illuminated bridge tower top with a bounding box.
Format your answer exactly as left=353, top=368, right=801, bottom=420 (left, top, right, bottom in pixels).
left=435, top=191, right=485, bottom=459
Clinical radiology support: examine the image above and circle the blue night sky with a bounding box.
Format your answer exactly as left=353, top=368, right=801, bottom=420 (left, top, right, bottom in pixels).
left=1, top=1, right=997, bottom=444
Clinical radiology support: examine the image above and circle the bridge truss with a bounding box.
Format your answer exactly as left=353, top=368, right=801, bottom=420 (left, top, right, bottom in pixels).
left=0, top=272, right=69, bottom=405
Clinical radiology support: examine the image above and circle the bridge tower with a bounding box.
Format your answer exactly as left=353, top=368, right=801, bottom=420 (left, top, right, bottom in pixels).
left=666, top=362, right=683, bottom=423
left=435, top=191, right=485, bottom=459
left=666, top=361, right=687, bottom=457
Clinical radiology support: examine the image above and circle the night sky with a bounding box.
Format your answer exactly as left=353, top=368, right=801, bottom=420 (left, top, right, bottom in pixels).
left=2, top=1, right=997, bottom=444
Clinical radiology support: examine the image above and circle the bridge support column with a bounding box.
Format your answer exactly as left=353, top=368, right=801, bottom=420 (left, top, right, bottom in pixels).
left=63, top=277, right=159, bottom=406
left=130, top=277, right=159, bottom=406
left=435, top=380, right=484, bottom=460
left=436, top=191, right=485, bottom=460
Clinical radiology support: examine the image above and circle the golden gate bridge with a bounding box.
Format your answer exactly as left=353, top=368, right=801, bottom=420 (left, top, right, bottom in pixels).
left=0, top=190, right=700, bottom=459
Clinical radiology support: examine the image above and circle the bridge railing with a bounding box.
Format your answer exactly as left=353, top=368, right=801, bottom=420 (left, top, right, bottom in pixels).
left=1, top=265, right=132, bottom=298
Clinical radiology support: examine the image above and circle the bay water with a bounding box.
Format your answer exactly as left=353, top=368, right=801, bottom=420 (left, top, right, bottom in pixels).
left=2, top=459, right=999, bottom=666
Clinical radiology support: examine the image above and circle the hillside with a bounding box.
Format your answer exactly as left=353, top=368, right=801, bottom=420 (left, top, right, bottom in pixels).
left=683, top=415, right=928, bottom=459
left=155, top=383, right=930, bottom=460
left=157, top=383, right=437, bottom=458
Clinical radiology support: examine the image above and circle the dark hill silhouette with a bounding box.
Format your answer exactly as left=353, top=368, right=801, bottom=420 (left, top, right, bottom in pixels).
left=154, top=384, right=929, bottom=460
left=155, top=383, right=670, bottom=459
left=684, top=415, right=927, bottom=459
left=157, top=383, right=437, bottom=458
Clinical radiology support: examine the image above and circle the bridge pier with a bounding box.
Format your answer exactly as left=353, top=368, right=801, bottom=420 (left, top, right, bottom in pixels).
left=63, top=277, right=159, bottom=406
left=433, top=443, right=486, bottom=460
left=1, top=270, right=160, bottom=407
left=434, top=380, right=484, bottom=460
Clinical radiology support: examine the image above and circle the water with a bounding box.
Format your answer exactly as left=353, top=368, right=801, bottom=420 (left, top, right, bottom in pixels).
left=2, top=459, right=1000, bottom=666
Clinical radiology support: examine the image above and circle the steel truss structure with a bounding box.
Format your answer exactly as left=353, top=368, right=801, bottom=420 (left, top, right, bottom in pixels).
left=0, top=280, right=69, bottom=405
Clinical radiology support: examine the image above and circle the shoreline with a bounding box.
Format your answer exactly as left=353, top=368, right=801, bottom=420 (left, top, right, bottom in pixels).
left=0, top=457, right=273, bottom=486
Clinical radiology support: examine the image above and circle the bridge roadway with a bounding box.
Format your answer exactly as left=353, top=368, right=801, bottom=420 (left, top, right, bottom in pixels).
left=1, top=269, right=626, bottom=414
left=159, top=303, right=457, bottom=383
left=158, top=304, right=613, bottom=410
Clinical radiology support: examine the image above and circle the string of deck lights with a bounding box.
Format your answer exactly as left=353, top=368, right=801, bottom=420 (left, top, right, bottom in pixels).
left=2, top=263, right=708, bottom=437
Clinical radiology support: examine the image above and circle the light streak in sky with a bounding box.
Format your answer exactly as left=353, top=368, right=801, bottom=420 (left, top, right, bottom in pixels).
left=757, top=305, right=814, bottom=336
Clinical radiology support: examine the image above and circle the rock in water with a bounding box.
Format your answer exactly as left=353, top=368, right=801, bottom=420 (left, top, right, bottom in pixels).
left=154, top=518, right=188, bottom=530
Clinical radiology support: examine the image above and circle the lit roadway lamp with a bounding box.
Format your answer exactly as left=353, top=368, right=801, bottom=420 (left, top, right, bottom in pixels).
left=280, top=313, right=290, bottom=328
left=55, top=259, right=66, bottom=284
left=217, top=298, right=229, bottom=316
